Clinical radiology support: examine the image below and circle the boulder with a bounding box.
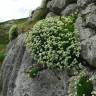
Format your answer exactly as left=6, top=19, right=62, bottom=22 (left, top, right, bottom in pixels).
left=61, top=3, right=77, bottom=16
left=13, top=51, right=68, bottom=96
left=75, top=17, right=95, bottom=41
left=81, top=36, right=96, bottom=68
left=31, top=7, right=47, bottom=22
left=81, top=3, right=96, bottom=15
left=0, top=34, right=25, bottom=96
left=77, top=0, right=96, bottom=8
left=86, top=14, right=96, bottom=29
left=47, top=0, right=77, bottom=14
left=46, top=12, right=57, bottom=18
left=75, top=16, right=96, bottom=68
left=0, top=34, right=69, bottom=96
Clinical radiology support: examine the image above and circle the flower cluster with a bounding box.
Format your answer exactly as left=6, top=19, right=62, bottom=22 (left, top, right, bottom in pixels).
left=25, top=16, right=81, bottom=70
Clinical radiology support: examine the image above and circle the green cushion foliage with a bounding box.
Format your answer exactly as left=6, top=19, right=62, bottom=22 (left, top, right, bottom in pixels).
left=25, top=16, right=80, bottom=70
left=9, top=24, right=18, bottom=41
left=28, top=67, right=39, bottom=78
left=77, top=74, right=93, bottom=96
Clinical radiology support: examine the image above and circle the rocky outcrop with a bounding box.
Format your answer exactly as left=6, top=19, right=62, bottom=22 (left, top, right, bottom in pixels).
left=0, top=35, right=69, bottom=96
left=1, top=0, right=96, bottom=96
left=47, top=0, right=77, bottom=14
left=13, top=51, right=68, bottom=96
left=75, top=0, right=96, bottom=68
left=0, top=34, right=25, bottom=96
left=61, top=3, right=77, bottom=16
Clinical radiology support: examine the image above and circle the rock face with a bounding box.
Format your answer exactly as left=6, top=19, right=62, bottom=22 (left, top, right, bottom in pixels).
left=13, top=52, right=68, bottom=96
left=0, top=34, right=25, bottom=96
left=47, top=0, right=77, bottom=14
left=61, top=3, right=77, bottom=16
left=75, top=0, right=96, bottom=68
left=1, top=0, right=96, bottom=96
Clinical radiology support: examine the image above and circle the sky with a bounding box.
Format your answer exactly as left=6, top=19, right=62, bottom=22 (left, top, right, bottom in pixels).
left=0, top=0, right=42, bottom=22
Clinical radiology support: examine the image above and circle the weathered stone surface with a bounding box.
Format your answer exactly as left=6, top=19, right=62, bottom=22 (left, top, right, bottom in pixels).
left=81, top=36, right=96, bottom=67
left=75, top=15, right=96, bottom=68
left=77, top=0, right=96, bottom=8
left=61, top=4, right=77, bottom=16
left=0, top=34, right=25, bottom=96
left=86, top=14, right=96, bottom=29
left=31, top=7, right=47, bottom=22
left=75, top=16, right=95, bottom=41
left=1, top=0, right=96, bottom=96
left=81, top=3, right=96, bottom=15
left=46, top=12, right=57, bottom=17
left=47, top=0, right=77, bottom=13
left=13, top=52, right=68, bottom=96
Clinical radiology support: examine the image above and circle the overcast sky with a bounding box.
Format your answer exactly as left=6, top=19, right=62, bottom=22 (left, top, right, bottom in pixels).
left=0, top=0, right=42, bottom=22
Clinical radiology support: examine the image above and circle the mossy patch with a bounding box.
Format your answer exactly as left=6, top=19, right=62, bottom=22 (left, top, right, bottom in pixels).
left=77, top=73, right=93, bottom=96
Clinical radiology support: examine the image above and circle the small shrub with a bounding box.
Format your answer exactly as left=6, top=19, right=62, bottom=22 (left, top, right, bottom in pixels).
left=25, top=16, right=80, bottom=70
left=77, top=73, right=93, bottom=96
left=28, top=67, right=39, bottom=78
left=9, top=25, right=18, bottom=41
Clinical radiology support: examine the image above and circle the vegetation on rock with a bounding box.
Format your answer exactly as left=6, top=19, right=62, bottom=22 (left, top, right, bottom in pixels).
left=25, top=15, right=81, bottom=77
left=77, top=72, right=93, bottom=96
left=9, top=24, right=18, bottom=41
left=27, top=67, right=39, bottom=78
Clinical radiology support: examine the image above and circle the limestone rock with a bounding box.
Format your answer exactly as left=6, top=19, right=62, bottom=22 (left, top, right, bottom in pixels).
left=47, top=0, right=77, bottom=13
left=1, top=0, right=96, bottom=96
left=61, top=3, right=77, bottom=16
left=46, top=12, right=57, bottom=18
left=81, top=36, right=96, bottom=67
left=31, top=7, right=47, bottom=22
left=0, top=34, right=25, bottom=96
left=75, top=16, right=96, bottom=68
left=86, top=14, right=96, bottom=29
left=75, top=17, right=95, bottom=41
left=81, top=3, right=96, bottom=15
left=13, top=52, right=68, bottom=96
left=77, top=0, right=96, bottom=8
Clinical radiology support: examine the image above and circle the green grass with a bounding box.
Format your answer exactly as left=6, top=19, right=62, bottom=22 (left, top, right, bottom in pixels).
left=0, top=17, right=35, bottom=65
left=0, top=44, right=6, bottom=65
left=0, top=18, right=27, bottom=65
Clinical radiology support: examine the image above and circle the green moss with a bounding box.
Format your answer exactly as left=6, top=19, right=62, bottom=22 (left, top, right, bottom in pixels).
left=77, top=75, right=93, bottom=96
left=9, top=24, right=18, bottom=41
left=25, top=16, right=81, bottom=70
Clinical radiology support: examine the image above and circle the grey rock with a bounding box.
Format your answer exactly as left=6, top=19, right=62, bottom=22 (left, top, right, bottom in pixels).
left=46, top=12, right=57, bottom=18
left=78, top=28, right=95, bottom=41
left=75, top=16, right=95, bottom=41
left=0, top=34, right=25, bottom=96
left=81, top=3, right=96, bottom=15
left=47, top=0, right=77, bottom=13
left=75, top=16, right=96, bottom=68
left=81, top=35, right=96, bottom=67
left=31, top=7, right=47, bottom=22
left=86, top=14, right=96, bottom=29
left=61, top=3, right=77, bottom=16
left=77, top=0, right=96, bottom=8
left=13, top=51, right=69, bottom=96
